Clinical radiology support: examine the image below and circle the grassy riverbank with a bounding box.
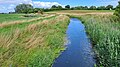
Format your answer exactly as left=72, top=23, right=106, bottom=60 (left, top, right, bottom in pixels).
left=73, top=14, right=120, bottom=67
left=0, top=10, right=118, bottom=67
left=0, top=14, right=70, bottom=67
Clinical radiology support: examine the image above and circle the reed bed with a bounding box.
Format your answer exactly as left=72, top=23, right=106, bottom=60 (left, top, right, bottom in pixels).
left=77, top=15, right=120, bottom=67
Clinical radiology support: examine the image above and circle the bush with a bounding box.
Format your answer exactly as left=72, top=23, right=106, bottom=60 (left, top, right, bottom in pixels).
left=15, top=4, right=33, bottom=14
left=114, top=1, right=120, bottom=18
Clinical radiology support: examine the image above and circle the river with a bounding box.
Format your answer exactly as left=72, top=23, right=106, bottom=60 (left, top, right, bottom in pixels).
left=52, top=18, right=96, bottom=67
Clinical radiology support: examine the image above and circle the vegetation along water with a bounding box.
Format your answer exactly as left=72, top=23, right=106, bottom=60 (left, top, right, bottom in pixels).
left=72, top=15, right=120, bottom=67
left=0, top=0, right=120, bottom=67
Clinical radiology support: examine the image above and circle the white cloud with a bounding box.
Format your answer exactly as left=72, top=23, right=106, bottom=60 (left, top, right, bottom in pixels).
left=0, top=0, right=33, bottom=13
left=33, top=1, right=63, bottom=8
left=0, top=0, right=32, bottom=4
left=0, top=0, right=63, bottom=13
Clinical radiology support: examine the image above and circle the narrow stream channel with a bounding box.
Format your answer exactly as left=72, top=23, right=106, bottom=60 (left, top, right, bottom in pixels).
left=52, top=18, right=96, bottom=67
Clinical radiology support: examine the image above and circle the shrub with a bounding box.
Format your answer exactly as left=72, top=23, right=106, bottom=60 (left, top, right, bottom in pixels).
left=114, top=1, right=120, bottom=18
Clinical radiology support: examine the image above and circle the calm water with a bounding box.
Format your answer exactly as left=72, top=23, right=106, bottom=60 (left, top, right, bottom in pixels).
left=52, top=18, right=95, bottom=67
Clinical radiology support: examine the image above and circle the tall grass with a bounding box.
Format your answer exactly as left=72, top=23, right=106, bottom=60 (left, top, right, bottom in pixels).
left=0, top=15, right=56, bottom=34
left=77, top=15, right=120, bottom=67
left=0, top=14, right=55, bottom=27
left=0, top=15, right=70, bottom=67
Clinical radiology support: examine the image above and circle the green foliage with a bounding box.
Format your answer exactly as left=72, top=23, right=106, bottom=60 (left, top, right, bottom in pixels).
left=34, top=8, right=44, bottom=14
left=69, top=5, right=113, bottom=10
left=89, top=6, right=97, bottom=10
left=15, top=4, right=33, bottom=14
left=51, top=5, right=62, bottom=9
left=51, top=5, right=58, bottom=8
left=65, top=5, right=70, bottom=9
left=78, top=15, right=120, bottom=67
left=114, top=1, right=120, bottom=18
left=106, top=5, right=113, bottom=10
left=43, top=5, right=64, bottom=12
left=71, top=6, right=88, bottom=10
left=97, top=6, right=106, bottom=10
left=14, top=4, right=114, bottom=13
left=44, top=7, right=68, bottom=12
left=58, top=5, right=62, bottom=9
left=34, top=8, right=40, bottom=13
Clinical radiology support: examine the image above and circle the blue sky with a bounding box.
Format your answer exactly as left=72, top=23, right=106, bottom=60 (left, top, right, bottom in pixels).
left=33, top=0, right=119, bottom=7
left=0, top=0, right=119, bottom=13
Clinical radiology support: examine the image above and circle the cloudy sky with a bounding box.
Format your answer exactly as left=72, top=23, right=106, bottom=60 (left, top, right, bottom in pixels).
left=0, top=0, right=119, bottom=13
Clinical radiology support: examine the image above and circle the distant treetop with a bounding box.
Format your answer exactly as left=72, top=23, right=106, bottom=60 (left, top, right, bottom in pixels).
left=114, top=1, right=120, bottom=18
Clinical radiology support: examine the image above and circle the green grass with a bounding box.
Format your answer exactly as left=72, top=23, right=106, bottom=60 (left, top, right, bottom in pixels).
left=0, top=14, right=70, bottom=67
left=0, top=14, right=40, bottom=23
left=0, top=15, right=56, bottom=34
left=73, top=15, right=120, bottom=67
left=1, top=11, right=118, bottom=67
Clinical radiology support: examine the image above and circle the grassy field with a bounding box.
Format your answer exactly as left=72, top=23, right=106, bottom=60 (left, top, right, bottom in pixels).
left=72, top=14, right=120, bottom=67
left=0, top=14, right=35, bottom=23
left=0, top=10, right=119, bottom=67
left=0, top=14, right=55, bottom=24
left=0, top=14, right=70, bottom=67
left=46, top=10, right=114, bottom=15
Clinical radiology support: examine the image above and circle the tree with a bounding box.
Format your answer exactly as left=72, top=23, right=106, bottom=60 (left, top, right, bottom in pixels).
left=28, top=9, right=34, bottom=13
left=51, top=5, right=57, bottom=8
left=97, top=6, right=106, bottom=10
left=73, top=6, right=84, bottom=10
left=113, top=7, right=116, bottom=10
left=71, top=6, right=88, bottom=10
left=106, top=5, right=113, bottom=10
left=34, top=8, right=40, bottom=13
left=89, top=6, right=96, bottom=10
left=34, top=8, right=44, bottom=14
left=58, top=5, right=62, bottom=9
left=114, top=1, right=120, bottom=17
left=65, top=5, right=70, bottom=9
left=15, top=4, right=33, bottom=14
left=84, top=6, right=88, bottom=10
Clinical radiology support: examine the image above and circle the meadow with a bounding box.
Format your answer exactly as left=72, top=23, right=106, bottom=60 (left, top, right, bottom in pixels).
left=46, top=10, right=114, bottom=15
left=0, top=10, right=119, bottom=67
left=0, top=13, right=69, bottom=67
left=0, top=14, right=38, bottom=23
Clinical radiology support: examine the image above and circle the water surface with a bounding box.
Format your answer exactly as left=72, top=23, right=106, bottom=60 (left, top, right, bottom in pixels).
left=52, top=18, right=95, bottom=67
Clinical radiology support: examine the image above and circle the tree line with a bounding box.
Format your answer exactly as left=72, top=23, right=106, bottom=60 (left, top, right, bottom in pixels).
left=14, top=4, right=115, bottom=14
left=72, top=5, right=114, bottom=10
left=14, top=2, right=120, bottom=18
